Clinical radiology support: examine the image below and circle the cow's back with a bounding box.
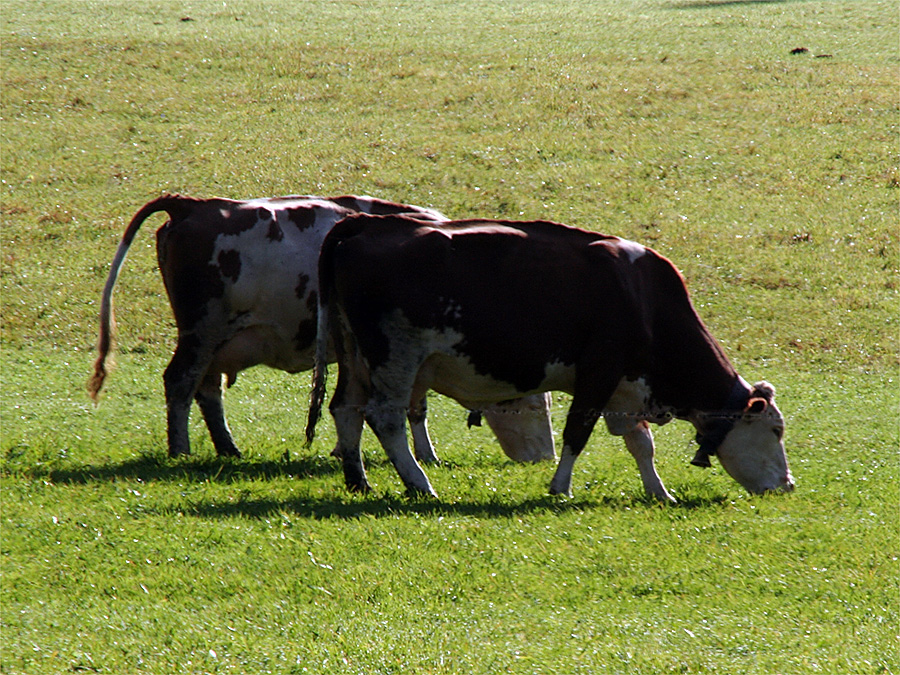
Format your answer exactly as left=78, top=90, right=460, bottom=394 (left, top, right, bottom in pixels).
left=321, top=215, right=657, bottom=394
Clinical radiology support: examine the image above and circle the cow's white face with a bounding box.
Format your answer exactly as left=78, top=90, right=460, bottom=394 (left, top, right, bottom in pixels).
left=715, top=395, right=794, bottom=494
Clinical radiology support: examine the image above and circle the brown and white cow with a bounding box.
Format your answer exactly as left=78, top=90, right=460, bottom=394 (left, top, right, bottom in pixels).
left=306, top=214, right=795, bottom=501
left=88, top=195, right=555, bottom=462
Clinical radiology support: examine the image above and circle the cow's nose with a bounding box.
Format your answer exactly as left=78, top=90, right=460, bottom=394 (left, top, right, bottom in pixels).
left=780, top=474, right=795, bottom=492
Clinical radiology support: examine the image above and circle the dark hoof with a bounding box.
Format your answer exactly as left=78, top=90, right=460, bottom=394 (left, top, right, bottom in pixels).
left=347, top=480, right=373, bottom=494
left=343, top=458, right=371, bottom=493
left=415, top=455, right=441, bottom=466
left=690, top=449, right=712, bottom=468
left=405, top=485, right=438, bottom=500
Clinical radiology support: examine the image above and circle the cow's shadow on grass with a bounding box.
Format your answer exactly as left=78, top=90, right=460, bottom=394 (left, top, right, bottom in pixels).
left=36, top=452, right=338, bottom=486
left=184, top=489, right=731, bottom=521
left=188, top=492, right=609, bottom=521
left=32, top=453, right=730, bottom=519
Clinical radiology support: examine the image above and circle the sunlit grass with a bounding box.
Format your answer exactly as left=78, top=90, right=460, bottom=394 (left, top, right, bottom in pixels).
left=2, top=1, right=898, bottom=673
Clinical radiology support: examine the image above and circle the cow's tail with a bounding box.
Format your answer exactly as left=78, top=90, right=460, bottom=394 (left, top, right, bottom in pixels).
left=304, top=292, right=329, bottom=447
left=305, top=216, right=364, bottom=446
left=305, top=225, right=344, bottom=447
left=87, top=195, right=191, bottom=402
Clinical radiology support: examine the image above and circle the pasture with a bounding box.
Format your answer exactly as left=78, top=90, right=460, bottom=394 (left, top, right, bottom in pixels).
left=1, top=0, right=897, bottom=673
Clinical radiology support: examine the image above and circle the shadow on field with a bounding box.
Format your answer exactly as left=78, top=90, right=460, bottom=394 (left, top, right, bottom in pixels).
left=187, top=493, right=608, bottom=520
left=30, top=454, right=731, bottom=518
left=182, top=488, right=730, bottom=521
left=37, top=453, right=337, bottom=485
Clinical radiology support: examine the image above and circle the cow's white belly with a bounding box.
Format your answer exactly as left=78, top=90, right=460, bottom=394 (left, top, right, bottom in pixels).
left=603, top=376, right=654, bottom=435
left=537, top=360, right=578, bottom=394
left=209, top=324, right=313, bottom=383
left=379, top=310, right=575, bottom=407
left=418, top=353, right=577, bottom=410
left=604, top=376, right=652, bottom=413
left=422, top=353, right=523, bottom=406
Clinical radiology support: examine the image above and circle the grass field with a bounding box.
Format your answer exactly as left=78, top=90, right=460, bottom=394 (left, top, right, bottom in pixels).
left=2, top=1, right=898, bottom=673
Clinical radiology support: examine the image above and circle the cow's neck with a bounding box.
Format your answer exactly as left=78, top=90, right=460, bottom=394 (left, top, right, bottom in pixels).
left=648, top=306, right=747, bottom=418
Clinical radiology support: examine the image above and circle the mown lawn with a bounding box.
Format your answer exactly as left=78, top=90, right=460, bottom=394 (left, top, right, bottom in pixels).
left=2, top=1, right=897, bottom=673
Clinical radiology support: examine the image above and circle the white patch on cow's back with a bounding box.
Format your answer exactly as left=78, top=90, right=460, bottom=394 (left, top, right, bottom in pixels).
left=615, top=237, right=646, bottom=263
left=437, top=296, right=464, bottom=321
left=244, top=196, right=329, bottom=210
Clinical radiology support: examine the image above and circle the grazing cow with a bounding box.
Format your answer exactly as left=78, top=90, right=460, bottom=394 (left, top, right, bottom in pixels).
left=88, top=195, right=555, bottom=462
left=307, top=214, right=795, bottom=501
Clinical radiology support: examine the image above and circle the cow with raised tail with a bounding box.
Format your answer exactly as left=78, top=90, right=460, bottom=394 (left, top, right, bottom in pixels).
left=306, top=214, right=794, bottom=500
left=88, top=194, right=555, bottom=463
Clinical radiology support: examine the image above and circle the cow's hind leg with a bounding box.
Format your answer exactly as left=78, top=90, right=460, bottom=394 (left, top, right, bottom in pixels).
left=408, top=396, right=439, bottom=464
left=334, top=404, right=370, bottom=493
left=330, top=367, right=372, bottom=493
left=623, top=421, right=675, bottom=503
left=366, top=398, right=437, bottom=498
left=195, top=370, right=241, bottom=458
left=163, top=335, right=212, bottom=457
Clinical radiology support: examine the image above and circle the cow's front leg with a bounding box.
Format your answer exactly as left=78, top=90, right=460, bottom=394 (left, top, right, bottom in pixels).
left=195, top=371, right=241, bottom=458
left=549, top=404, right=601, bottom=496
left=366, top=400, right=437, bottom=498
left=408, top=396, right=439, bottom=464
left=623, top=421, right=675, bottom=503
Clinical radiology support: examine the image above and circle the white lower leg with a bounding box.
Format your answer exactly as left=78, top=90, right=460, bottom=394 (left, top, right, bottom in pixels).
left=369, top=406, right=436, bottom=497
left=549, top=446, right=578, bottom=496
left=410, top=418, right=439, bottom=464
left=623, top=422, right=675, bottom=503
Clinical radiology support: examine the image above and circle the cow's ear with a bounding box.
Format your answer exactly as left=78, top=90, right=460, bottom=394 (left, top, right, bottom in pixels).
left=745, top=397, right=768, bottom=415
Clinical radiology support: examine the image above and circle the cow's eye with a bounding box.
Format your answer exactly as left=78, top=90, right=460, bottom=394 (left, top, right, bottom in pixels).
left=772, top=427, right=784, bottom=441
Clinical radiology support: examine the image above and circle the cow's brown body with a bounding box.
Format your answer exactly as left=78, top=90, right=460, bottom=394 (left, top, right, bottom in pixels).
left=308, top=214, right=794, bottom=499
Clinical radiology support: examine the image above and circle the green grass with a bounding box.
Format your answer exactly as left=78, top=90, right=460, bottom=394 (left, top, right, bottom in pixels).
left=2, top=1, right=898, bottom=673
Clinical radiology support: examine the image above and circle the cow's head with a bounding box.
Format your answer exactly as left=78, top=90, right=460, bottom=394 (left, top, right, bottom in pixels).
left=708, top=382, right=794, bottom=494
